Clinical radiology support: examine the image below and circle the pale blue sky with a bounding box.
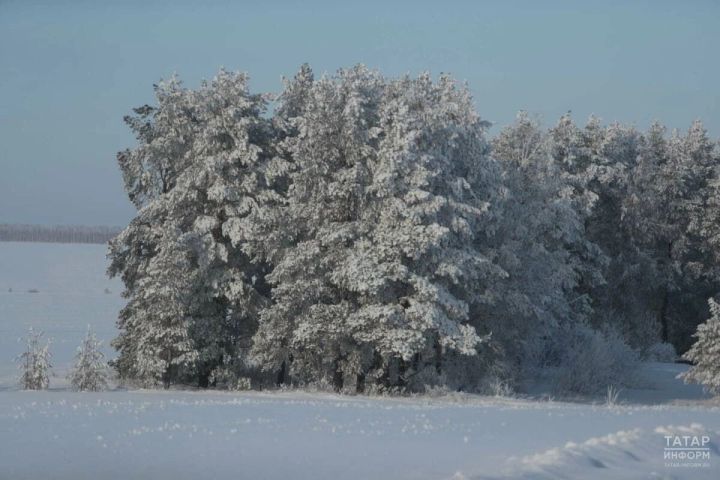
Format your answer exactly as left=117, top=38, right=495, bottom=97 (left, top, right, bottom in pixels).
left=1, top=0, right=718, bottom=225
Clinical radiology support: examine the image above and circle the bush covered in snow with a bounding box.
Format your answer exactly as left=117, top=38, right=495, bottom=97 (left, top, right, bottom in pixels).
left=551, top=326, right=640, bottom=395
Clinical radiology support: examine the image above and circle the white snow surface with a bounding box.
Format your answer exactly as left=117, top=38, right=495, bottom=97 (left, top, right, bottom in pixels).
left=1, top=242, right=719, bottom=479
left=0, top=242, right=123, bottom=385
left=1, top=390, right=719, bottom=480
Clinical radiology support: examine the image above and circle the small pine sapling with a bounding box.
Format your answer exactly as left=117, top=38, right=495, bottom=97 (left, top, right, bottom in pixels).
left=17, top=327, right=52, bottom=390
left=68, top=326, right=108, bottom=391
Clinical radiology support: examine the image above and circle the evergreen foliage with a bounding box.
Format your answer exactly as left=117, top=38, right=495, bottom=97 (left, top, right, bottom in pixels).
left=110, top=65, right=720, bottom=394
left=17, top=328, right=52, bottom=390
left=681, top=298, right=720, bottom=394
left=68, top=326, right=108, bottom=392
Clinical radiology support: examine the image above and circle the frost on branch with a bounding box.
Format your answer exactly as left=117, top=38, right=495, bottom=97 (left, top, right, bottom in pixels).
left=68, top=326, right=109, bottom=392
left=109, top=64, right=720, bottom=395
left=682, top=298, right=720, bottom=395
left=17, top=328, right=52, bottom=390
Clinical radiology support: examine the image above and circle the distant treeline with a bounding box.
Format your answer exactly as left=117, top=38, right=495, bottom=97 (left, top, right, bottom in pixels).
left=0, top=224, right=122, bottom=244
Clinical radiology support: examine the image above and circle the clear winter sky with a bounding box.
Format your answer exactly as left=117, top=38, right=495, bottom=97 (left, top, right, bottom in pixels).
left=1, top=0, right=718, bottom=226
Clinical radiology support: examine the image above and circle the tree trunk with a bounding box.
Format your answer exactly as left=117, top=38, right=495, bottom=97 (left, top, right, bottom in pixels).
left=163, top=351, right=172, bottom=389
left=434, top=335, right=442, bottom=375
left=659, top=240, right=674, bottom=344
left=356, top=371, right=366, bottom=394
left=276, top=360, right=287, bottom=386
left=660, top=287, right=670, bottom=343
left=372, top=350, right=389, bottom=389
left=397, top=358, right=408, bottom=389
left=332, top=359, right=344, bottom=392
left=412, top=353, right=420, bottom=372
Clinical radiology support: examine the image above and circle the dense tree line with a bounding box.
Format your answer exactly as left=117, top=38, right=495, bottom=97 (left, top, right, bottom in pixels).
left=109, top=65, right=720, bottom=394
left=0, top=224, right=121, bottom=244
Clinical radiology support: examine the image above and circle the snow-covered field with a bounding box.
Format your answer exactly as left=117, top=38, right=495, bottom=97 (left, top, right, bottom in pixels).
left=0, top=242, right=123, bottom=386
left=1, top=390, right=719, bottom=480
left=1, top=241, right=719, bottom=479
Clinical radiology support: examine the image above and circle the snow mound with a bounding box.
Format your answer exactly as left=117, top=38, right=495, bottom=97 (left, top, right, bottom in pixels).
left=463, top=423, right=718, bottom=479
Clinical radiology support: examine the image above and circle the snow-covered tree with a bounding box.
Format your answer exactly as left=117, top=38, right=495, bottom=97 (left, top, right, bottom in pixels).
left=68, top=326, right=108, bottom=391
left=694, top=149, right=720, bottom=286
left=110, top=70, right=277, bottom=387
left=585, top=121, right=663, bottom=345
left=115, top=75, right=200, bottom=208
left=547, top=115, right=681, bottom=348
left=17, top=328, right=52, bottom=390
left=109, top=76, right=202, bottom=385
left=546, top=116, right=719, bottom=352
left=108, top=63, right=720, bottom=395
left=681, top=298, right=720, bottom=395
left=621, top=121, right=675, bottom=342
left=548, top=115, right=610, bottom=307
left=488, top=112, right=601, bottom=375
left=110, top=210, right=198, bottom=386
left=629, top=121, right=719, bottom=349
left=253, top=67, right=505, bottom=392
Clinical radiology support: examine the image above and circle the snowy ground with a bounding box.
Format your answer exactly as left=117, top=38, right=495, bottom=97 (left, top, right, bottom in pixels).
left=0, top=241, right=123, bottom=387
left=1, top=241, right=719, bottom=479
left=1, top=390, right=719, bottom=480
